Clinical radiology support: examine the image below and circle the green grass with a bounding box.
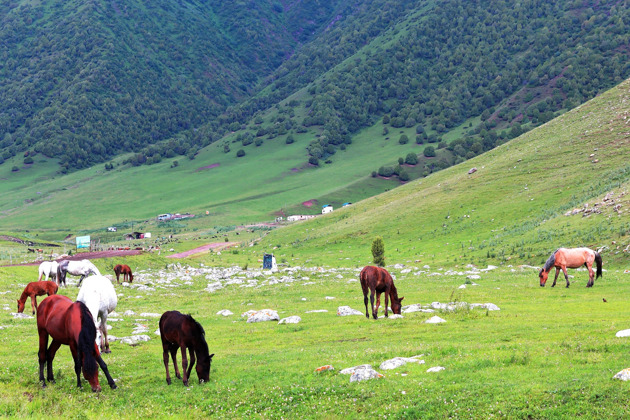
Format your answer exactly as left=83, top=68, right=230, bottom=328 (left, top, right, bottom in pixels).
left=1, top=262, right=629, bottom=418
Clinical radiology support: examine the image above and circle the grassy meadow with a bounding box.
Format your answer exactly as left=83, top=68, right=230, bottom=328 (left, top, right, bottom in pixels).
left=1, top=260, right=629, bottom=418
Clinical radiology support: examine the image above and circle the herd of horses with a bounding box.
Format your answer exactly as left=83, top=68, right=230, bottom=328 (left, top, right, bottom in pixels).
left=17, top=246, right=602, bottom=392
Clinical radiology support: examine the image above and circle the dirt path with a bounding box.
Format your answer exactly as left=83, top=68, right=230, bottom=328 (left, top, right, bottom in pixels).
left=166, top=242, right=238, bottom=258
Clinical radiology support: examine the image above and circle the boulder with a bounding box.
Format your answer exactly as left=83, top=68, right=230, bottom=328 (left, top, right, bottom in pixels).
left=337, top=306, right=363, bottom=316
left=425, top=316, right=446, bottom=324
left=246, top=309, right=280, bottom=323
left=340, top=364, right=373, bottom=375
left=278, top=316, right=301, bottom=324
left=379, top=357, right=425, bottom=370
left=120, top=335, right=151, bottom=345
left=616, top=329, right=630, bottom=338
left=217, top=309, right=233, bottom=316
left=350, top=368, right=383, bottom=382
left=613, top=368, right=630, bottom=381
left=206, top=281, right=223, bottom=292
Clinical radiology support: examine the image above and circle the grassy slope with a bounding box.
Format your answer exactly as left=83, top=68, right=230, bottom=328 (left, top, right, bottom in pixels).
left=257, top=78, right=630, bottom=268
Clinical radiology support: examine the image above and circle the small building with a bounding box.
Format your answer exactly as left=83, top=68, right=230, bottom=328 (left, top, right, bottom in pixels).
left=342, top=202, right=352, bottom=207
left=287, top=215, right=317, bottom=222
left=263, top=253, right=278, bottom=272
left=322, top=205, right=333, bottom=214
left=107, top=227, right=117, bottom=232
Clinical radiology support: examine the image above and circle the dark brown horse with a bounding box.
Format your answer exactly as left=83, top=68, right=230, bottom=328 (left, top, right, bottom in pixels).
left=113, top=264, right=133, bottom=283
left=159, top=311, right=214, bottom=386
left=18, top=281, right=58, bottom=314
left=360, top=266, right=404, bottom=319
left=37, top=295, right=117, bottom=392
left=539, top=247, right=602, bottom=288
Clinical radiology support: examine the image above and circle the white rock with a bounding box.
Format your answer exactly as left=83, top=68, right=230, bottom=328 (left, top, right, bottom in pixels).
left=337, top=306, right=364, bottom=316
left=426, top=366, right=445, bottom=372
left=123, top=310, right=136, bottom=316
left=246, top=309, right=280, bottom=323
left=154, top=328, right=160, bottom=336
left=458, top=284, right=466, bottom=289
left=616, top=329, right=630, bottom=337
left=425, top=316, right=446, bottom=324
left=325, top=296, right=335, bottom=300
left=379, top=357, right=425, bottom=370
left=613, top=368, right=630, bottom=381
left=350, top=368, right=383, bottom=382
left=120, top=335, right=151, bottom=345
left=483, top=303, right=500, bottom=311
left=11, top=313, right=33, bottom=319
left=340, top=364, right=373, bottom=375
left=139, top=312, right=161, bottom=318
left=206, top=281, right=223, bottom=292
left=379, top=314, right=404, bottom=319
left=278, top=316, right=301, bottom=324
left=217, top=309, right=233, bottom=316
left=467, top=275, right=481, bottom=280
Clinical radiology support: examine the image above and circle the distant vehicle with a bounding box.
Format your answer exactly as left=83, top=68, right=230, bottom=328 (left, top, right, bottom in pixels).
left=107, top=227, right=117, bottom=232
left=157, top=213, right=172, bottom=221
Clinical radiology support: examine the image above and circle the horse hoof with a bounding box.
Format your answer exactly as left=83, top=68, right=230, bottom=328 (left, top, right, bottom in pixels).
left=103, top=349, right=111, bottom=354
left=166, top=379, right=171, bottom=385
left=110, top=383, right=117, bottom=389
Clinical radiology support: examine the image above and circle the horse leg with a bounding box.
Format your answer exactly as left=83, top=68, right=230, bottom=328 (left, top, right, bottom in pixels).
left=170, top=345, right=182, bottom=380
left=186, top=348, right=196, bottom=383
left=374, top=293, right=381, bottom=319
left=38, top=330, right=49, bottom=387
left=363, top=292, right=369, bottom=319
left=94, top=345, right=117, bottom=389
left=77, top=274, right=85, bottom=287
left=71, top=347, right=82, bottom=388
left=180, top=345, right=190, bottom=386
left=551, top=268, right=559, bottom=287
left=162, top=342, right=173, bottom=385
left=384, top=290, right=389, bottom=318
left=46, top=340, right=62, bottom=385
left=30, top=295, right=37, bottom=315
left=370, top=290, right=376, bottom=320
left=586, top=263, right=594, bottom=287
left=562, top=267, right=570, bottom=288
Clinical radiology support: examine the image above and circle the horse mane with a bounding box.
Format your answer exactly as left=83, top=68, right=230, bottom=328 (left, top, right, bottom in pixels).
left=187, top=314, right=209, bottom=357
left=542, top=249, right=558, bottom=272
left=76, top=301, right=98, bottom=379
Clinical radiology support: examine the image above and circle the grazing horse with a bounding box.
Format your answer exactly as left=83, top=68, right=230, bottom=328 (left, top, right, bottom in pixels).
left=113, top=264, right=133, bottom=283
left=77, top=275, right=117, bottom=354
left=17, top=281, right=59, bottom=315
left=57, top=259, right=101, bottom=287
left=539, top=247, right=603, bottom=288
left=360, top=266, right=404, bottom=319
left=36, top=294, right=117, bottom=392
left=159, top=311, right=214, bottom=386
left=38, top=261, right=59, bottom=282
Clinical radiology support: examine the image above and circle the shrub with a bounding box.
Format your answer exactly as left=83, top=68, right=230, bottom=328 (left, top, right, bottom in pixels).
left=405, top=153, right=418, bottom=165
left=399, top=134, right=409, bottom=144
left=236, top=149, right=246, bottom=157
left=424, top=146, right=436, bottom=157
left=371, top=236, right=385, bottom=267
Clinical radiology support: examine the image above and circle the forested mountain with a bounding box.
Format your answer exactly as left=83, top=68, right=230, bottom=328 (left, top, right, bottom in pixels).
left=0, top=0, right=348, bottom=170
left=1, top=0, right=629, bottom=173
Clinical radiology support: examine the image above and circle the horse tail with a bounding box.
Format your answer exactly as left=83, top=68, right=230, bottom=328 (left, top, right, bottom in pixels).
left=76, top=302, right=98, bottom=379
left=594, top=252, right=603, bottom=279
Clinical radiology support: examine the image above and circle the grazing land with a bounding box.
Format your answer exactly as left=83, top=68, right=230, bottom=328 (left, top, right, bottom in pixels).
left=0, top=262, right=629, bottom=418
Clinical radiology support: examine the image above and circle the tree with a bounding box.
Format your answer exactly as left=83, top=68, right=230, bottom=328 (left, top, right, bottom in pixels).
left=236, top=149, right=245, bottom=157
left=399, top=134, right=409, bottom=144
left=371, top=236, right=385, bottom=267
left=424, top=146, right=436, bottom=157
left=405, top=152, right=418, bottom=165
left=399, top=169, right=410, bottom=181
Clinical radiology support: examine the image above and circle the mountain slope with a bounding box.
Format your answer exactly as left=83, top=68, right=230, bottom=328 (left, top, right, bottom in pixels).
left=0, top=0, right=347, bottom=170
left=260, top=78, right=630, bottom=268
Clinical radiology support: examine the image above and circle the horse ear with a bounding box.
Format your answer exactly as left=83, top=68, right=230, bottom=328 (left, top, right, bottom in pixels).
left=399, top=296, right=404, bottom=302
left=209, top=353, right=215, bottom=359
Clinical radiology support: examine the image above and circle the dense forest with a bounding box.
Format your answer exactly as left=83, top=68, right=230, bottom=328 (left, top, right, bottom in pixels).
left=1, top=0, right=629, bottom=172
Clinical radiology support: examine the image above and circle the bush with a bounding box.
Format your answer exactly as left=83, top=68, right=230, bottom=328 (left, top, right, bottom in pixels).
left=308, top=156, right=319, bottom=166
left=371, top=236, right=385, bottom=267
left=399, top=169, right=410, bottom=182
left=236, top=149, right=246, bottom=157
left=378, top=166, right=394, bottom=177
left=405, top=153, right=418, bottom=165
left=424, top=146, right=436, bottom=157
left=399, top=134, right=409, bottom=144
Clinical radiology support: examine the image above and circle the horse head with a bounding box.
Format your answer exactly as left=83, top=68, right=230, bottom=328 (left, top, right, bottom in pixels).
left=17, top=299, right=25, bottom=313
left=197, top=353, right=214, bottom=383
left=391, top=296, right=404, bottom=314
left=539, top=268, right=548, bottom=286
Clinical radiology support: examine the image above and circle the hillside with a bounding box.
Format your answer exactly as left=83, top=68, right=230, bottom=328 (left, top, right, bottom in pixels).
left=0, top=0, right=347, bottom=170
left=258, top=78, right=630, bottom=268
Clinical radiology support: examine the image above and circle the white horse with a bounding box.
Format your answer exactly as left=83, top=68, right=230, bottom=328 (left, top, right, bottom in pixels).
left=57, top=259, right=101, bottom=287
left=37, top=261, right=58, bottom=282
left=76, top=275, right=117, bottom=353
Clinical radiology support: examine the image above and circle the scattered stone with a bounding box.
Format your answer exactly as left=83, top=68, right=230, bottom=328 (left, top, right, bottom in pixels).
left=379, top=314, right=404, bottom=319
left=467, top=274, right=481, bottom=280
left=325, top=296, right=335, bottom=300
left=119, top=335, right=151, bottom=345
left=616, top=329, right=630, bottom=338
left=205, top=281, right=223, bottom=292
left=340, top=364, right=373, bottom=375
left=350, top=368, right=383, bottom=382
left=613, top=368, right=630, bottom=381
left=426, top=366, right=445, bottom=372
left=315, top=365, right=334, bottom=372
left=337, top=306, right=363, bottom=316
left=154, top=328, right=160, bottom=336
left=402, top=304, right=435, bottom=314
left=11, top=313, right=33, bottom=319
left=246, top=309, right=280, bottom=323
left=278, top=316, right=301, bottom=324
left=379, top=357, right=425, bottom=370
left=425, top=316, right=446, bottom=324
left=217, top=309, right=233, bottom=316
left=123, top=310, right=136, bottom=316
left=139, top=312, right=161, bottom=318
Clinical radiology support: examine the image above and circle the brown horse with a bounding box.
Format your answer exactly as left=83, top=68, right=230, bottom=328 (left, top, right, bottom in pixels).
left=539, top=247, right=602, bottom=288
left=18, top=281, right=59, bottom=315
left=37, top=295, right=117, bottom=392
left=113, top=264, right=133, bottom=283
left=159, top=311, right=214, bottom=386
left=360, top=266, right=404, bottom=319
